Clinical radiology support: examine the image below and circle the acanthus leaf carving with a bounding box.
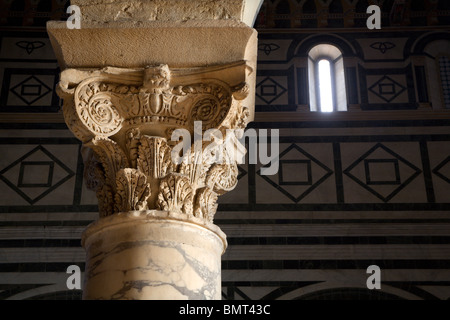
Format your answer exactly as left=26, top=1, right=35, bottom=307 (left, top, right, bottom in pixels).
left=83, top=148, right=105, bottom=192
left=178, top=147, right=215, bottom=190
left=194, top=187, right=218, bottom=223
left=204, top=142, right=240, bottom=195
left=220, top=100, right=250, bottom=131
left=83, top=148, right=114, bottom=218
left=97, top=185, right=115, bottom=218
left=86, top=137, right=130, bottom=191
left=137, top=136, right=173, bottom=179
left=114, top=168, right=151, bottom=213
left=59, top=63, right=253, bottom=225
left=206, top=162, right=239, bottom=195
left=157, top=173, right=193, bottom=215
left=126, top=128, right=141, bottom=169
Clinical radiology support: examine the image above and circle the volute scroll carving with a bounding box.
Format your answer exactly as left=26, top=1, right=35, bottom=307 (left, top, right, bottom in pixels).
left=60, top=62, right=254, bottom=225
left=60, top=62, right=252, bottom=142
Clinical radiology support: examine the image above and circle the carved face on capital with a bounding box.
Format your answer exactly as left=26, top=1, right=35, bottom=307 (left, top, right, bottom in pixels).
left=143, top=64, right=171, bottom=92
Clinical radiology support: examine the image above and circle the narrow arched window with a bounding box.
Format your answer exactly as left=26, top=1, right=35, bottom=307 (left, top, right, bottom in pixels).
left=308, top=44, right=347, bottom=112
left=317, top=59, right=334, bottom=112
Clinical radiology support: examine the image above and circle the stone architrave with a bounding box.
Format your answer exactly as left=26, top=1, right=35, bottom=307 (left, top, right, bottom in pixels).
left=47, top=0, right=262, bottom=300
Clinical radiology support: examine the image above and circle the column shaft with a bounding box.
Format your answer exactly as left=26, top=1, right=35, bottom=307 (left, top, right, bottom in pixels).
left=82, top=211, right=226, bottom=300
left=47, top=0, right=262, bottom=300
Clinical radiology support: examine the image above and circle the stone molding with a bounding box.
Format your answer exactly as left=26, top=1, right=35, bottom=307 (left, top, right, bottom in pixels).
left=81, top=210, right=227, bottom=253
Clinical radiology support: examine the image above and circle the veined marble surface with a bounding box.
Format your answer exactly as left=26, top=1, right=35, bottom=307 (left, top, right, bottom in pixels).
left=82, top=210, right=226, bottom=300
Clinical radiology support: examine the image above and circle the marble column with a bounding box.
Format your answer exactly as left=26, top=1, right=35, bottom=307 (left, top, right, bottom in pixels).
left=47, top=0, right=262, bottom=300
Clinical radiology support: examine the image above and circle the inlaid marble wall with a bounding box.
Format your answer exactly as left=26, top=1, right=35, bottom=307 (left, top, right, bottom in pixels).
left=254, top=30, right=450, bottom=112
left=0, top=7, right=450, bottom=300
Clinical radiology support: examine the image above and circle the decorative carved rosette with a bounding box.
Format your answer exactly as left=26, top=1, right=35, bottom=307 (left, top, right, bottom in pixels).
left=59, top=62, right=253, bottom=225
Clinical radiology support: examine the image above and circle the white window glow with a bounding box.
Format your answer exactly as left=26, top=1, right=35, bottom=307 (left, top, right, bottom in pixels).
left=318, top=59, right=333, bottom=112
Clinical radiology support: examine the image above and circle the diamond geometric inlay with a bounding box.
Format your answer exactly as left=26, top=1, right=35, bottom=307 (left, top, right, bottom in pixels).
left=256, top=77, right=287, bottom=104
left=237, top=165, right=247, bottom=181
left=343, top=143, right=422, bottom=202
left=364, top=159, right=400, bottom=185
left=433, top=156, right=450, bottom=184
left=18, top=161, right=54, bottom=188
left=0, top=146, right=75, bottom=204
left=257, top=144, right=333, bottom=203
left=10, top=75, right=52, bottom=105
left=368, top=76, right=406, bottom=103
left=279, top=160, right=312, bottom=185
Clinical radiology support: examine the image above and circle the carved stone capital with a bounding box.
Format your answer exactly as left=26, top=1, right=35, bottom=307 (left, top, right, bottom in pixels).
left=60, top=62, right=253, bottom=225
left=58, top=62, right=252, bottom=141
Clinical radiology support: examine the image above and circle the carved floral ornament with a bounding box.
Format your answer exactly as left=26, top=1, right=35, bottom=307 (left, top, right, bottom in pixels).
left=57, top=62, right=253, bottom=225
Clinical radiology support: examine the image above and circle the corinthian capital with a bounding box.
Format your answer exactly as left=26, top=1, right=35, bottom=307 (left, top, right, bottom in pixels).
left=58, top=62, right=254, bottom=225
left=47, top=0, right=263, bottom=301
